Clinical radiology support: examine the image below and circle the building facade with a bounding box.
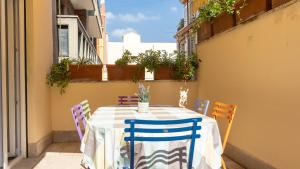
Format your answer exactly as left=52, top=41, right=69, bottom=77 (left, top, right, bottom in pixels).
left=176, top=0, right=206, bottom=55
left=97, top=0, right=108, bottom=64
left=57, top=0, right=103, bottom=64
left=107, top=32, right=177, bottom=64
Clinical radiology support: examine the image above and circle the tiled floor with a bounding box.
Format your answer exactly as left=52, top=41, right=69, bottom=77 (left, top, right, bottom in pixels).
left=12, top=142, right=245, bottom=169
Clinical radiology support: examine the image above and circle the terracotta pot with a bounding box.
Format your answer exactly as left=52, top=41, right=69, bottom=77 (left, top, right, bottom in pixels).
left=70, top=64, right=102, bottom=81
left=154, top=66, right=174, bottom=80
left=212, top=13, right=235, bottom=35
left=197, top=21, right=212, bottom=43
left=107, top=65, right=145, bottom=81
left=235, top=0, right=269, bottom=24
left=272, top=0, right=292, bottom=8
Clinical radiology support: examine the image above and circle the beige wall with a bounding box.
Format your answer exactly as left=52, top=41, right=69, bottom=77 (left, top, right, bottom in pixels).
left=51, top=81, right=198, bottom=131
left=197, top=2, right=300, bottom=168
left=26, top=0, right=53, bottom=143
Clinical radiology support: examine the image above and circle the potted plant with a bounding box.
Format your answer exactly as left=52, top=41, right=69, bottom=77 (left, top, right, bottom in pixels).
left=194, top=0, right=224, bottom=42
left=138, top=49, right=161, bottom=73
left=108, top=50, right=145, bottom=81
left=193, top=0, right=245, bottom=38
left=235, top=0, right=268, bottom=24
left=212, top=0, right=239, bottom=34
left=136, top=83, right=150, bottom=113
left=69, top=57, right=103, bottom=81
left=154, top=51, right=175, bottom=80
left=47, top=58, right=72, bottom=94
left=174, top=52, right=200, bottom=81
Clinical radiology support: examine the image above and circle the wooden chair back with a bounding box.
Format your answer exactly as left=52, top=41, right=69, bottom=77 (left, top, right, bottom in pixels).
left=194, top=99, right=210, bottom=115
left=212, top=101, right=237, bottom=151
left=80, top=100, right=91, bottom=120
left=118, top=96, right=138, bottom=105
left=71, top=104, right=86, bottom=141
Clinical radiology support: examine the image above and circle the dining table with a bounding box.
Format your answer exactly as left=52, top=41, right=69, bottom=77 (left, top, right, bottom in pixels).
left=81, top=106, right=223, bottom=169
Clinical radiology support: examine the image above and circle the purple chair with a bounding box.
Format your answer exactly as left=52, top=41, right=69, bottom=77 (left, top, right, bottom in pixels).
left=118, top=96, right=138, bottom=106
left=71, top=104, right=86, bottom=141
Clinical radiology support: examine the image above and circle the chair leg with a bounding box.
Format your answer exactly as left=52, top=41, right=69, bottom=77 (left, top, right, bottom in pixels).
left=222, top=157, right=227, bottom=169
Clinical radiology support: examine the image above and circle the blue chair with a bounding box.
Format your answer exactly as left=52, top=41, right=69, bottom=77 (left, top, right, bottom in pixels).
left=194, top=99, right=210, bottom=116
left=124, top=118, right=202, bottom=169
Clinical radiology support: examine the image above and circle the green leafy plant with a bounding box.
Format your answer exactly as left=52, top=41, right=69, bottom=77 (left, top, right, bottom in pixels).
left=159, top=51, right=175, bottom=66
left=115, top=50, right=136, bottom=66
left=199, top=0, right=223, bottom=21
left=192, top=0, right=246, bottom=31
left=47, top=58, right=72, bottom=94
left=73, top=57, right=94, bottom=65
left=138, top=50, right=161, bottom=73
left=174, top=52, right=201, bottom=80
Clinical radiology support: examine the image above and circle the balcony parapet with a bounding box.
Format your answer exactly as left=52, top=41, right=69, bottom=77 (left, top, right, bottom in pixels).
left=57, top=15, right=102, bottom=64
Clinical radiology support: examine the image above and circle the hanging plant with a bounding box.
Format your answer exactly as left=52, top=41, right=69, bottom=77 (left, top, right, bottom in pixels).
left=47, top=58, right=72, bottom=94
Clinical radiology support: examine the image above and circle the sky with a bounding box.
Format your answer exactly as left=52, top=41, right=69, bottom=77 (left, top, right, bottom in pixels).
left=105, top=0, right=183, bottom=43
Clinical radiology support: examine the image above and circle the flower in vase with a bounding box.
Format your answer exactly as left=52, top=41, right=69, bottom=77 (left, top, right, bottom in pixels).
left=136, top=83, right=150, bottom=103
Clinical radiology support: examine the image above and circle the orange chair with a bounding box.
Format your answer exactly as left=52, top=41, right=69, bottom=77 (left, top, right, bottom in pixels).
left=212, top=102, right=237, bottom=169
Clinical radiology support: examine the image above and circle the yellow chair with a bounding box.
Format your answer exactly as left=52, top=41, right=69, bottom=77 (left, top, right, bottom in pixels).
left=212, top=102, right=237, bottom=169
left=80, top=100, right=92, bottom=121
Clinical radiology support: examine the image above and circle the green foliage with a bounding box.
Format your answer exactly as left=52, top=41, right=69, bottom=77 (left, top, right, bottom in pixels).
left=193, top=0, right=245, bottom=31
left=46, top=58, right=72, bottom=94
left=72, top=57, right=94, bottom=65
left=138, top=50, right=161, bottom=73
left=114, top=50, right=200, bottom=81
left=199, top=0, right=223, bottom=22
left=174, top=52, right=201, bottom=80
left=47, top=56, right=96, bottom=94
left=115, top=50, right=136, bottom=66
left=159, top=51, right=175, bottom=66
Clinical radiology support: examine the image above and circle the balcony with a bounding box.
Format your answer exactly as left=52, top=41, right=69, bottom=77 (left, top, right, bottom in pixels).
left=69, top=0, right=103, bottom=38
left=57, top=15, right=102, bottom=64
left=2, top=0, right=300, bottom=168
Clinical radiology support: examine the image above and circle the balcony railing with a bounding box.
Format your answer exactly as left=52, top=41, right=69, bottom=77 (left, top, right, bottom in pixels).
left=57, top=15, right=102, bottom=64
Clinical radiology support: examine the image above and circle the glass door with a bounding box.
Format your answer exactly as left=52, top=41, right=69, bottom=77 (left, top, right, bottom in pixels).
left=0, top=0, right=3, bottom=167
left=6, top=0, right=21, bottom=159
left=0, top=0, right=25, bottom=167
left=0, top=0, right=6, bottom=167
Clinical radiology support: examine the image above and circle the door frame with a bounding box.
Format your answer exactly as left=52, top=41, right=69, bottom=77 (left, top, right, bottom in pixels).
left=1, top=0, right=27, bottom=168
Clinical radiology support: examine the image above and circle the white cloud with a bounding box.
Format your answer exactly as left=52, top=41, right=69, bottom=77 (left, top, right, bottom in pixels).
left=111, top=28, right=137, bottom=38
left=106, top=12, right=159, bottom=22
left=106, top=11, right=115, bottom=19
left=170, top=6, right=178, bottom=12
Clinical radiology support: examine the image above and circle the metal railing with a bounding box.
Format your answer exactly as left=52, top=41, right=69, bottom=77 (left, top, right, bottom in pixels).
left=57, top=15, right=102, bottom=64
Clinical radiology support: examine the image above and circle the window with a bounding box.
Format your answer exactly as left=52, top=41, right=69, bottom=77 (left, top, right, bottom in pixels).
left=58, top=25, right=69, bottom=57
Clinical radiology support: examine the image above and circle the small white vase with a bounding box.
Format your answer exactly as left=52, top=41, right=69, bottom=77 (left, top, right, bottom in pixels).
left=138, top=102, right=149, bottom=113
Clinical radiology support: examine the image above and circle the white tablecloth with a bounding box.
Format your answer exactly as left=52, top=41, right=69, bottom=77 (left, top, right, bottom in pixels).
left=81, top=106, right=222, bottom=169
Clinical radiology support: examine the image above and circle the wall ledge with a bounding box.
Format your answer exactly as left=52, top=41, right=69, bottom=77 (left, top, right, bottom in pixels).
left=70, top=80, right=198, bottom=83
left=225, top=143, right=276, bottom=169
left=28, top=132, right=53, bottom=157
left=53, top=131, right=80, bottom=142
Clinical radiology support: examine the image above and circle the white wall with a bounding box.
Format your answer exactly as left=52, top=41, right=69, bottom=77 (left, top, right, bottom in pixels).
left=107, top=32, right=177, bottom=64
